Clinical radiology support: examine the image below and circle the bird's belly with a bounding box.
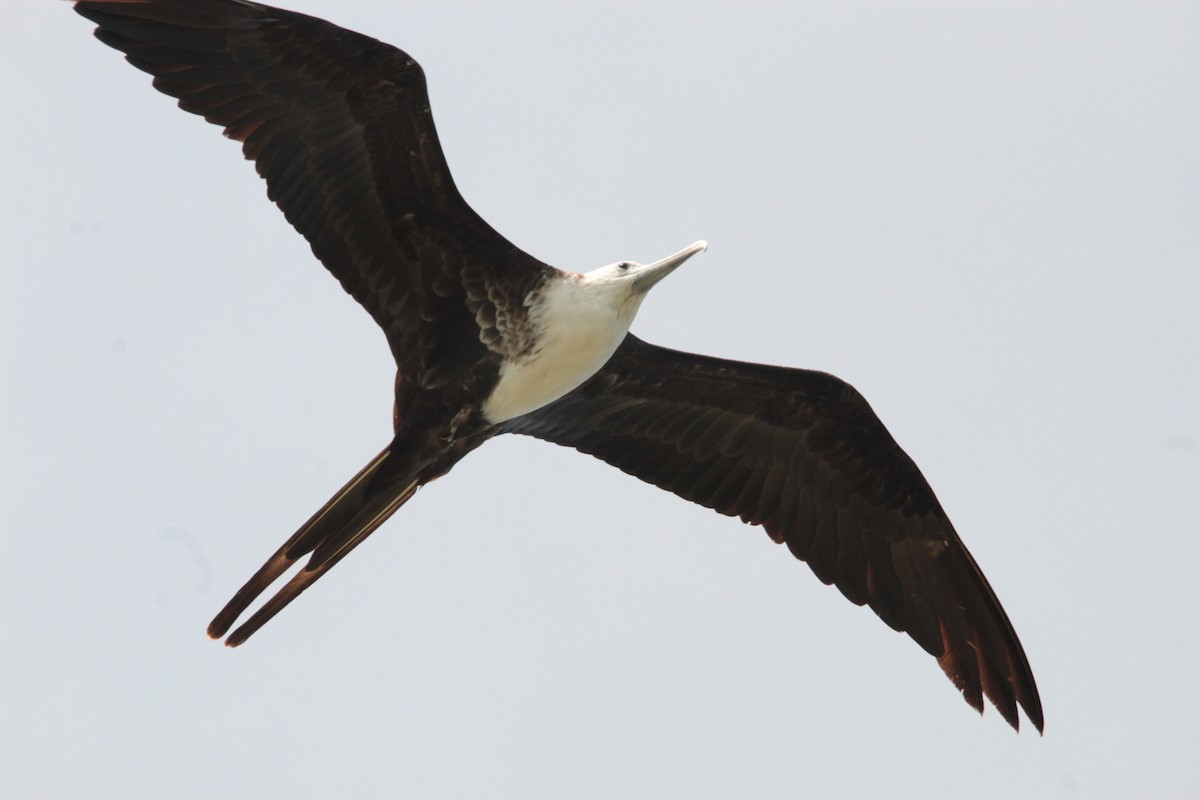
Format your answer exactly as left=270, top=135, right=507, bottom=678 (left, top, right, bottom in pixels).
left=482, top=322, right=625, bottom=423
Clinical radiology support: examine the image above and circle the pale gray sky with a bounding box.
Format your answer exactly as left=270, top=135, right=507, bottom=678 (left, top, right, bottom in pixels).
left=4, top=1, right=1198, bottom=797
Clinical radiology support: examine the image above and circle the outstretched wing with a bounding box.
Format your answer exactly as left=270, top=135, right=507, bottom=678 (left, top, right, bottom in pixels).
left=73, top=0, right=553, bottom=386
left=505, top=335, right=1043, bottom=732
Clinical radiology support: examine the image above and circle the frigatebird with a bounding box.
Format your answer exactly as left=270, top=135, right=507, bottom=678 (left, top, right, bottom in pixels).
left=72, top=0, right=1043, bottom=732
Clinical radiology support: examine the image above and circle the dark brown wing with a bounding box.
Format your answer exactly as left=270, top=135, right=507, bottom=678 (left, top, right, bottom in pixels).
left=73, top=0, right=553, bottom=386
left=504, top=335, right=1043, bottom=732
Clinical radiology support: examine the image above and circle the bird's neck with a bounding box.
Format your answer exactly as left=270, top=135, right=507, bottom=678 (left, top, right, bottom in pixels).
left=481, top=273, right=640, bottom=423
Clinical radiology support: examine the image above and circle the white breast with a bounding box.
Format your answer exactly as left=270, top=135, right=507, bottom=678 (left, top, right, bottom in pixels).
left=482, top=275, right=637, bottom=423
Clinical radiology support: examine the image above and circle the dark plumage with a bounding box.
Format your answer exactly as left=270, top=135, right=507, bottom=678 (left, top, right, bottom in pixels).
left=73, top=0, right=1042, bottom=732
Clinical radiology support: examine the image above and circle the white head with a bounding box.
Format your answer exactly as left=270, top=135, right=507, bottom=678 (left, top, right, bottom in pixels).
left=577, top=240, right=708, bottom=319
left=484, top=241, right=708, bottom=423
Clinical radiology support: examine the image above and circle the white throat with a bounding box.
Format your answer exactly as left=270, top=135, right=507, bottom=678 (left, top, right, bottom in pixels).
left=482, top=272, right=643, bottom=423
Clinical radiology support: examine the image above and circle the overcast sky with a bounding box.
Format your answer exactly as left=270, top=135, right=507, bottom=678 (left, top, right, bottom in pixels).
left=4, top=1, right=1198, bottom=797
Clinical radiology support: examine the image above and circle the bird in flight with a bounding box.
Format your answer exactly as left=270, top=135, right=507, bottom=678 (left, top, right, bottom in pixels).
left=72, top=0, right=1042, bottom=732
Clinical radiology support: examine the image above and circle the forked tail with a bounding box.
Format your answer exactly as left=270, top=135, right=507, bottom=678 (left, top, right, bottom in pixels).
left=207, top=446, right=420, bottom=646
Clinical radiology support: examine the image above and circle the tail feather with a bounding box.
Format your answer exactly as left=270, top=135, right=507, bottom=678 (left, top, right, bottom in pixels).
left=207, top=446, right=420, bottom=646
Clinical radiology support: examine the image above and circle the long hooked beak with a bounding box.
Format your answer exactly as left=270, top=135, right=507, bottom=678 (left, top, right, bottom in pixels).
left=633, top=240, right=708, bottom=294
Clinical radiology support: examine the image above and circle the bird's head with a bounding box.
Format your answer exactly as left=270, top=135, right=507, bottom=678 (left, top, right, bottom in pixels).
left=580, top=240, right=708, bottom=316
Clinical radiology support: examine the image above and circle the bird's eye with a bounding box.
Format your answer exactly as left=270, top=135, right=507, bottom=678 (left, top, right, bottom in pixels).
left=617, top=262, right=631, bottom=272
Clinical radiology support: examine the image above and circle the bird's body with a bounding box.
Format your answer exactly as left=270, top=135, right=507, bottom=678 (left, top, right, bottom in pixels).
left=485, top=277, right=635, bottom=424
left=73, top=0, right=1043, bottom=732
left=484, top=247, right=704, bottom=423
